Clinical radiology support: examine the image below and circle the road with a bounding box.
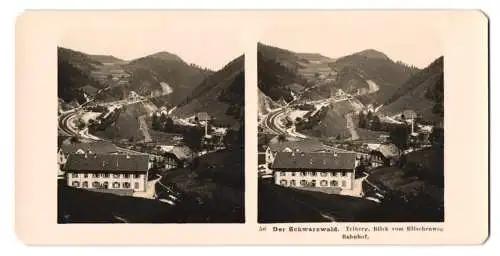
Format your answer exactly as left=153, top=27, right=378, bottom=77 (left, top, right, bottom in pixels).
left=58, top=101, right=160, bottom=156
left=261, top=95, right=351, bottom=138
left=262, top=108, right=288, bottom=135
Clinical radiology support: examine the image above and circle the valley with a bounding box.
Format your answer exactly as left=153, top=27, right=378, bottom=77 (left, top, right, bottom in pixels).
left=257, top=42, right=444, bottom=223
left=58, top=47, right=245, bottom=223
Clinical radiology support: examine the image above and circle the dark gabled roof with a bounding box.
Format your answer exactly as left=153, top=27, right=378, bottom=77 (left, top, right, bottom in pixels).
left=370, top=144, right=399, bottom=159
left=64, top=154, right=149, bottom=173
left=162, top=152, right=181, bottom=162
left=80, top=84, right=99, bottom=96
left=60, top=141, right=118, bottom=155
left=268, top=139, right=326, bottom=153
left=287, top=83, right=305, bottom=93
left=271, top=152, right=356, bottom=171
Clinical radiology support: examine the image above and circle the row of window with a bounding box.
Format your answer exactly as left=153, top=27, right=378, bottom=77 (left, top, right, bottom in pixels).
left=71, top=173, right=142, bottom=179
left=279, top=171, right=350, bottom=177
left=71, top=181, right=140, bottom=189
left=279, top=179, right=348, bottom=188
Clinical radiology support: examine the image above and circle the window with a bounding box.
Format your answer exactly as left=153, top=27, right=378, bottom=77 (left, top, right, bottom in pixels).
left=103, top=181, right=109, bottom=189
left=300, top=172, right=307, bottom=176
left=113, top=174, right=120, bottom=178
left=320, top=172, right=327, bottom=177
left=71, top=181, right=80, bottom=187
left=279, top=180, right=288, bottom=186
left=82, top=181, right=88, bottom=188
left=71, top=173, right=78, bottom=178
left=291, top=172, right=296, bottom=176
left=92, top=181, right=100, bottom=188
left=330, top=180, right=338, bottom=187
left=124, top=174, right=130, bottom=179
left=134, top=174, right=141, bottom=179
left=341, top=180, right=347, bottom=188
left=300, top=180, right=307, bottom=186
left=134, top=182, right=140, bottom=189
left=309, top=172, right=316, bottom=176
left=104, top=173, right=110, bottom=178
left=280, top=172, right=285, bottom=176
left=330, top=172, right=336, bottom=177
left=83, top=174, right=88, bottom=178
left=342, top=172, right=347, bottom=177
left=320, top=180, right=328, bottom=186
left=290, top=180, right=296, bottom=186
left=112, top=182, right=120, bottom=188
left=123, top=182, right=131, bottom=189
left=310, top=180, right=317, bottom=187
left=93, top=173, right=99, bottom=178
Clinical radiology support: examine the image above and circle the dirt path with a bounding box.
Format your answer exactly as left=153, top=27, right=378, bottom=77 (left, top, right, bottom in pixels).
left=138, top=115, right=152, bottom=143
left=345, top=112, right=360, bottom=140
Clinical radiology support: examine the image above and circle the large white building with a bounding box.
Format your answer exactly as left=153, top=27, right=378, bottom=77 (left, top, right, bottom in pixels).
left=271, top=152, right=357, bottom=190
left=63, top=153, right=150, bottom=192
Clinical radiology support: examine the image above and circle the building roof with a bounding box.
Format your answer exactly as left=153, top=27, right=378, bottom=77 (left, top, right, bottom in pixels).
left=80, top=84, right=99, bottom=96
left=371, top=144, right=399, bottom=159
left=64, top=154, right=149, bottom=173
left=196, top=112, right=210, bottom=121
left=287, top=83, right=305, bottom=93
left=271, top=152, right=356, bottom=171
left=169, top=145, right=193, bottom=160
left=268, top=139, right=327, bottom=153
left=161, top=151, right=181, bottom=162
left=60, top=141, right=118, bottom=155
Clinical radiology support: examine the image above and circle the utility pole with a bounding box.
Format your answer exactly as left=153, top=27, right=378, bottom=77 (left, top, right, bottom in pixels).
left=411, top=118, right=414, bottom=134
left=205, top=119, right=208, bottom=137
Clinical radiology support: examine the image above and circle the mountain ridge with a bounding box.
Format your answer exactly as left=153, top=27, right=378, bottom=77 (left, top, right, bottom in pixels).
left=171, top=55, right=245, bottom=128
left=57, top=46, right=214, bottom=107
left=381, top=56, right=444, bottom=123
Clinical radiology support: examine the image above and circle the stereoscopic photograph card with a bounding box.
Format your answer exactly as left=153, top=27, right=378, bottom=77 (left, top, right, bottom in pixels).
left=15, top=10, right=488, bottom=245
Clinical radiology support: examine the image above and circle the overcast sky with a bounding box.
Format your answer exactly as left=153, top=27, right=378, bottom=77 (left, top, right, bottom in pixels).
left=59, top=11, right=443, bottom=70
left=58, top=12, right=246, bottom=71
left=258, top=12, right=443, bottom=69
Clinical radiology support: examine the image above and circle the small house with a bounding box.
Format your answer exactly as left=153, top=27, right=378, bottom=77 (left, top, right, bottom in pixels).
left=369, top=144, right=400, bottom=168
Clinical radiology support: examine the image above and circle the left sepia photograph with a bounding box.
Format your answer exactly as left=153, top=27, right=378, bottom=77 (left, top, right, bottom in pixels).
left=57, top=27, right=245, bottom=223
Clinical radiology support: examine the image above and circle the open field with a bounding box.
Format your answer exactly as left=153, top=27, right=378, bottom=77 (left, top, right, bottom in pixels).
left=258, top=181, right=378, bottom=223
left=92, top=102, right=151, bottom=142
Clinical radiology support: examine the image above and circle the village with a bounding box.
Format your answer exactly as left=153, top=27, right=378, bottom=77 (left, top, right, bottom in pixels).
left=258, top=101, right=444, bottom=222
left=58, top=90, right=233, bottom=208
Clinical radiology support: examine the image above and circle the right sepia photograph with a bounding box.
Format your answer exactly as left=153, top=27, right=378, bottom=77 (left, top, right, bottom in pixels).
left=257, top=27, right=444, bottom=223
